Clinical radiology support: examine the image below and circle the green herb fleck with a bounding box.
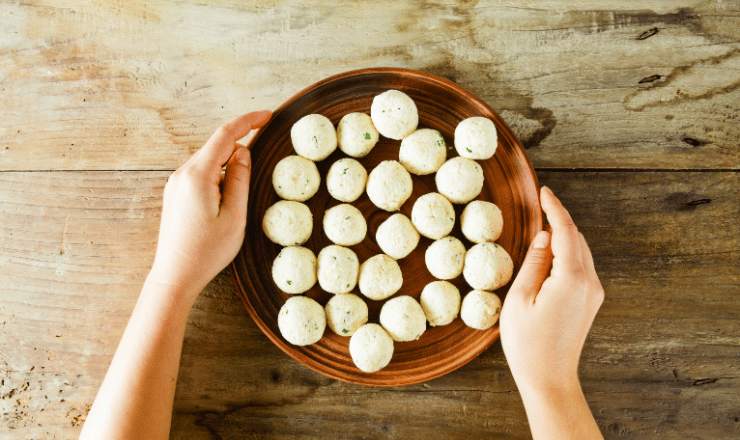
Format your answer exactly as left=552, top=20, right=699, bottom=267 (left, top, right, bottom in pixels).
left=342, top=167, right=348, bottom=175
left=342, top=328, right=349, bottom=334
left=363, top=132, right=371, bottom=140
left=344, top=216, right=350, bottom=220
left=286, top=280, right=292, bottom=285
left=465, top=147, right=472, bottom=153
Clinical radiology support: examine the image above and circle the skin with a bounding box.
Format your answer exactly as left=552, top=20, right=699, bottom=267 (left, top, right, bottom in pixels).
left=81, top=113, right=602, bottom=440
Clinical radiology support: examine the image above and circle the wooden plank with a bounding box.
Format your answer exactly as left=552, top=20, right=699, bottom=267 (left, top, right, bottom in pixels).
left=1, top=1, right=738, bottom=171
left=0, top=170, right=737, bottom=438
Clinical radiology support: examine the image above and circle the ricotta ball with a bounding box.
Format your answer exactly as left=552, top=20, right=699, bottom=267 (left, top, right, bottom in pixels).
left=278, top=296, right=326, bottom=346
left=435, top=157, right=484, bottom=204
left=323, top=203, right=367, bottom=246
left=336, top=112, right=379, bottom=158
left=291, top=114, right=337, bottom=161
left=358, top=254, right=403, bottom=301
left=399, top=128, right=447, bottom=175
left=411, top=192, right=455, bottom=240
left=317, top=245, right=359, bottom=294
left=271, top=246, right=317, bottom=294
left=460, top=290, right=501, bottom=330
left=325, top=293, right=369, bottom=337
left=262, top=200, right=313, bottom=246
left=366, top=160, right=413, bottom=211
left=463, top=243, right=514, bottom=291
left=454, top=116, right=498, bottom=160
left=375, top=213, right=419, bottom=260
left=460, top=200, right=503, bottom=243
left=271, top=155, right=321, bottom=201
left=370, top=89, right=419, bottom=140
left=349, top=324, right=394, bottom=373
left=425, top=236, right=466, bottom=280
left=326, top=158, right=367, bottom=202
left=379, top=295, right=426, bottom=342
left=420, top=281, right=461, bottom=327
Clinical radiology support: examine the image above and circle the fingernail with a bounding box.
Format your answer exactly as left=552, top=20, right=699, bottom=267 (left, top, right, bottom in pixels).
left=532, top=231, right=550, bottom=249
left=236, top=147, right=250, bottom=166
left=541, top=185, right=552, bottom=196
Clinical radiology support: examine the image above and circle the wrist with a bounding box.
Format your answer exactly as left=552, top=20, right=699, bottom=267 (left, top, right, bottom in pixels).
left=144, top=267, right=202, bottom=306
left=514, top=371, right=582, bottom=401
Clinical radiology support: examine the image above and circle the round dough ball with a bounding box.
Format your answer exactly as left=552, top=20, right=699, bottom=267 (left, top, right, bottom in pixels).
left=435, top=157, right=484, bottom=204
left=336, top=112, right=379, bottom=158
left=454, top=117, right=498, bottom=160
left=278, top=296, right=326, bottom=346
left=461, top=200, right=503, bottom=243
left=375, top=213, right=419, bottom=260
left=317, top=245, right=359, bottom=294
left=326, top=158, right=367, bottom=202
left=325, top=293, right=369, bottom=337
left=411, top=192, right=455, bottom=240
left=463, top=243, right=514, bottom=290
left=349, top=324, right=394, bottom=373
left=420, top=281, right=461, bottom=326
left=425, top=236, right=466, bottom=280
left=271, top=246, right=317, bottom=294
left=271, top=155, right=321, bottom=201
left=370, top=89, right=419, bottom=140
left=460, top=290, right=501, bottom=330
left=379, top=295, right=426, bottom=342
left=323, top=204, right=367, bottom=246
left=262, top=200, right=313, bottom=246
left=358, top=254, right=403, bottom=301
left=399, top=128, right=447, bottom=175
left=366, top=160, right=413, bottom=212
left=291, top=114, right=337, bottom=161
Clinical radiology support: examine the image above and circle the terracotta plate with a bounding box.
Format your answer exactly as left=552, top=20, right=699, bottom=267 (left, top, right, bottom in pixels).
left=233, top=67, right=542, bottom=386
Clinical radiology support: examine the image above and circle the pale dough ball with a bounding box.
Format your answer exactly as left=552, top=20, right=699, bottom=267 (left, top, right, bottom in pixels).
left=291, top=114, right=337, bottom=161
left=435, top=157, right=484, bottom=204
left=411, top=192, right=455, bottom=240
left=271, top=246, right=316, bottom=294
left=375, top=213, right=419, bottom=260
left=461, top=200, right=503, bottom=243
left=317, top=245, right=359, bottom=294
left=379, top=295, right=426, bottom=342
left=326, top=158, right=367, bottom=202
left=271, top=155, right=321, bottom=201
left=454, top=116, right=498, bottom=160
left=323, top=204, right=367, bottom=246
left=349, top=324, right=394, bottom=373
left=420, top=281, right=461, bottom=327
left=370, top=89, right=419, bottom=140
left=358, top=254, right=403, bottom=301
left=262, top=200, right=313, bottom=246
left=460, top=290, right=501, bottom=330
left=399, top=128, right=447, bottom=175
left=425, top=236, right=466, bottom=280
left=463, top=243, right=514, bottom=291
left=278, top=296, right=326, bottom=346
left=325, top=293, right=369, bottom=337
left=336, top=112, right=379, bottom=158
left=366, top=160, right=413, bottom=212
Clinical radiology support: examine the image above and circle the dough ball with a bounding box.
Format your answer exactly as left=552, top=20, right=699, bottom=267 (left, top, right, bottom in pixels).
left=291, top=114, right=337, bottom=161
left=379, top=295, right=426, bottom=342
left=278, top=296, right=326, bottom=346
left=326, top=158, right=367, bottom=202
left=375, top=213, right=419, bottom=260
left=463, top=243, right=514, bottom=290
left=271, top=155, right=321, bottom=201
left=461, top=200, right=503, bottom=243
left=370, top=89, right=419, bottom=140
left=358, top=254, right=403, bottom=301
left=454, top=117, right=498, bottom=160
left=366, top=160, right=413, bottom=211
left=460, top=290, right=501, bottom=330
left=323, top=203, right=367, bottom=246
left=420, top=281, right=461, bottom=327
left=336, top=112, right=379, bottom=158
left=317, top=245, right=359, bottom=294
left=262, top=200, right=313, bottom=246
left=411, top=192, right=455, bottom=240
left=325, top=293, right=369, bottom=337
left=435, top=157, right=484, bottom=204
left=271, top=246, right=317, bottom=294
left=425, top=236, right=466, bottom=280
left=399, top=128, right=447, bottom=175
left=349, top=324, right=394, bottom=373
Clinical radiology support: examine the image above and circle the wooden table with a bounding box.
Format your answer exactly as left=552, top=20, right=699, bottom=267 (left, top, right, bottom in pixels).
left=1, top=1, right=738, bottom=438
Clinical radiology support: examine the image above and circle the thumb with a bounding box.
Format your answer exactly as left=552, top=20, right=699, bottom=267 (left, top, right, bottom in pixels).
left=221, top=147, right=251, bottom=221
left=508, top=230, right=552, bottom=303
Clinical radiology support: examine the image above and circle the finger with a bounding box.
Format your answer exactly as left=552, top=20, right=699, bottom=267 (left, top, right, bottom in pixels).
left=540, top=186, right=583, bottom=276
left=508, top=230, right=553, bottom=303
left=220, top=147, right=251, bottom=221
left=201, top=110, right=271, bottom=168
